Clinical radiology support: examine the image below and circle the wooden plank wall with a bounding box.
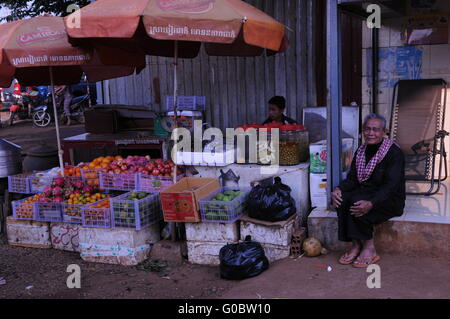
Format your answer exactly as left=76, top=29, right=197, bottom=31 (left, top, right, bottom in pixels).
left=107, top=0, right=318, bottom=131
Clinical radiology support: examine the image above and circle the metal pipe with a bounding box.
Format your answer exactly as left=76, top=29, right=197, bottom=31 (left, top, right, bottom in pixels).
left=372, top=27, right=379, bottom=114
left=327, top=0, right=343, bottom=196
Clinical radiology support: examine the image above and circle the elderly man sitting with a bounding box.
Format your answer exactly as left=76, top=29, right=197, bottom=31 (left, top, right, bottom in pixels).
left=331, top=114, right=406, bottom=267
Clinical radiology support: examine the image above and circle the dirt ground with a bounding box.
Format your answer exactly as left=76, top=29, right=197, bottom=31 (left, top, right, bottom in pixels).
left=1, top=120, right=449, bottom=300
left=1, top=236, right=449, bottom=299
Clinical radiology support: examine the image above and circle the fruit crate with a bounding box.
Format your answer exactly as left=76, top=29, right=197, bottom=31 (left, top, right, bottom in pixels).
left=12, top=196, right=36, bottom=220
left=8, top=173, right=33, bottom=194
left=199, top=187, right=249, bottom=223
left=82, top=199, right=112, bottom=228
left=81, top=168, right=101, bottom=187
left=110, top=192, right=162, bottom=230
left=138, top=173, right=185, bottom=192
left=166, top=96, right=206, bottom=111
left=34, top=202, right=63, bottom=222
left=29, top=169, right=52, bottom=194
left=99, top=172, right=138, bottom=191
left=62, top=202, right=84, bottom=224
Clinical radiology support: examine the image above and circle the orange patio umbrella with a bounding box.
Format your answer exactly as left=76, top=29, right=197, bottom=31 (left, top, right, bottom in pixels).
left=64, top=0, right=289, bottom=183
left=64, top=0, right=288, bottom=58
left=0, top=15, right=144, bottom=174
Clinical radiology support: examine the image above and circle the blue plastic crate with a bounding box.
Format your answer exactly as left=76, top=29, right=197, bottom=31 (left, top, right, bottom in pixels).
left=110, top=192, right=162, bottom=230
left=199, top=187, right=248, bottom=223
left=166, top=96, right=206, bottom=111
left=8, top=174, right=33, bottom=194
left=12, top=196, right=36, bottom=220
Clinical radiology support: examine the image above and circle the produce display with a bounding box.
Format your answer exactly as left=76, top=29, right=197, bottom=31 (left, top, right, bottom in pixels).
left=12, top=195, right=41, bottom=220
left=111, top=192, right=161, bottom=230
left=200, top=189, right=247, bottom=223
left=40, top=177, right=97, bottom=203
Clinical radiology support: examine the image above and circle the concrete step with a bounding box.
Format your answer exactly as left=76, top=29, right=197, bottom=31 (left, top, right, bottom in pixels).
left=308, top=208, right=450, bottom=257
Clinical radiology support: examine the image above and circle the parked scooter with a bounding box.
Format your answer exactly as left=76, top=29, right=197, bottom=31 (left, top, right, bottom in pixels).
left=32, top=90, right=89, bottom=127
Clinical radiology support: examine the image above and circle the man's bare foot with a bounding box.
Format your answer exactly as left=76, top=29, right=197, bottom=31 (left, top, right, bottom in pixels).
left=353, top=239, right=380, bottom=268
left=339, top=240, right=361, bottom=265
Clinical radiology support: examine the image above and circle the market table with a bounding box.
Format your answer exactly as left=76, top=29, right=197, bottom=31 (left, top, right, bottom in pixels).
left=187, top=162, right=310, bottom=225
left=62, top=132, right=171, bottom=166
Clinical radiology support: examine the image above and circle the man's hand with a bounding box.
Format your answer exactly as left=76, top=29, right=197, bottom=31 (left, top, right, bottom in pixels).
left=331, top=187, right=343, bottom=208
left=350, top=200, right=373, bottom=217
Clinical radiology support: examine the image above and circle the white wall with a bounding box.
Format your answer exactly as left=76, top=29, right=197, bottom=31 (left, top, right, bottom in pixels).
left=362, top=17, right=450, bottom=167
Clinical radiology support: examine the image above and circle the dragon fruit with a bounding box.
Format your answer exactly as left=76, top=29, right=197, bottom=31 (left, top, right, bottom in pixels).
left=53, top=196, right=64, bottom=203
left=74, top=179, right=84, bottom=190
left=52, top=186, right=63, bottom=197
left=82, top=185, right=94, bottom=194
left=38, top=196, right=50, bottom=203
left=43, top=186, right=53, bottom=197
left=53, top=177, right=65, bottom=187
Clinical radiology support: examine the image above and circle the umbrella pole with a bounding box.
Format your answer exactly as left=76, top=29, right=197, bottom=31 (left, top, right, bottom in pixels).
left=49, top=67, right=65, bottom=177
left=173, top=40, right=179, bottom=185
left=172, top=41, right=179, bottom=242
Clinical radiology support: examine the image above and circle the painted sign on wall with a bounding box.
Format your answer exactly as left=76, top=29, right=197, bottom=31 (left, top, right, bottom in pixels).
left=367, top=46, right=423, bottom=88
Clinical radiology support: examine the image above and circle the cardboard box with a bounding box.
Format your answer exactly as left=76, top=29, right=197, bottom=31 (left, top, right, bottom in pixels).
left=160, top=177, right=220, bottom=223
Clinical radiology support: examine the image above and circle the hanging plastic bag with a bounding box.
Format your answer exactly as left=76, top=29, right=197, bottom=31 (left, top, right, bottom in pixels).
left=247, top=177, right=296, bottom=222
left=219, top=236, right=269, bottom=280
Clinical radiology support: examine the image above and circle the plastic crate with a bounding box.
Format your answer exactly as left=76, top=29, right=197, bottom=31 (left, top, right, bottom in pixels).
left=8, top=173, right=33, bottom=194
left=82, top=199, right=112, bottom=228
left=81, top=168, right=101, bottom=187
left=199, top=187, right=248, bottom=223
left=138, top=173, right=185, bottom=192
left=166, top=96, right=206, bottom=111
left=62, top=202, right=84, bottom=224
left=12, top=196, right=36, bottom=220
left=99, top=172, right=138, bottom=191
left=110, top=192, right=162, bottom=230
left=34, top=202, right=63, bottom=222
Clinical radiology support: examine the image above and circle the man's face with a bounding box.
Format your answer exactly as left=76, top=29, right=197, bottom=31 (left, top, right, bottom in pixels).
left=363, top=119, right=385, bottom=145
left=268, top=104, right=283, bottom=121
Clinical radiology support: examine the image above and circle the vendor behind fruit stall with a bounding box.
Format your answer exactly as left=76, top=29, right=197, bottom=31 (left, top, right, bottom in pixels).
left=262, top=96, right=298, bottom=125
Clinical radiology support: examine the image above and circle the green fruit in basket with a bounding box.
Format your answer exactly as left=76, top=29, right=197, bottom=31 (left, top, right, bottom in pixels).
left=138, top=193, right=148, bottom=199
left=221, top=196, right=231, bottom=202
left=215, top=193, right=225, bottom=201
left=224, top=190, right=235, bottom=197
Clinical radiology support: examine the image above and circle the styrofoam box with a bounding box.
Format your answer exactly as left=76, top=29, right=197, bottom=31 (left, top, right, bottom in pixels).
left=187, top=240, right=231, bottom=266
left=50, top=223, right=81, bottom=252
left=185, top=221, right=239, bottom=242
left=240, top=215, right=299, bottom=247
left=79, top=223, right=161, bottom=266
left=310, top=173, right=328, bottom=208
left=6, top=216, right=51, bottom=249
left=262, top=243, right=291, bottom=262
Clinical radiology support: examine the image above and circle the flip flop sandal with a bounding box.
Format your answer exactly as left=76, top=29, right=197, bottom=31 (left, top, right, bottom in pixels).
left=352, top=255, right=381, bottom=268
left=338, top=252, right=359, bottom=265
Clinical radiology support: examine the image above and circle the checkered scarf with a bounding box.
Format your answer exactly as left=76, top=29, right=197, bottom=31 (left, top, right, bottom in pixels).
left=356, top=138, right=395, bottom=183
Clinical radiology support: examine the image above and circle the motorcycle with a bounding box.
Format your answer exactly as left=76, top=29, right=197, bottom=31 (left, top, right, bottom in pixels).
left=32, top=91, right=89, bottom=127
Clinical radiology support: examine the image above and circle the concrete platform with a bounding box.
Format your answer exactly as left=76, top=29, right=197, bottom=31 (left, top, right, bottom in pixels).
left=308, top=179, right=450, bottom=257
left=308, top=207, right=450, bottom=257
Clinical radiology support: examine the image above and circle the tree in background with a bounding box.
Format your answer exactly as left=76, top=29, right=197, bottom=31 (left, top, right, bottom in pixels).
left=0, top=0, right=91, bottom=21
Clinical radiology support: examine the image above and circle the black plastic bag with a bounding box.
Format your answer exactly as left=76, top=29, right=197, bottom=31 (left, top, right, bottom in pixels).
left=219, top=236, right=269, bottom=280
left=247, top=177, right=296, bottom=222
